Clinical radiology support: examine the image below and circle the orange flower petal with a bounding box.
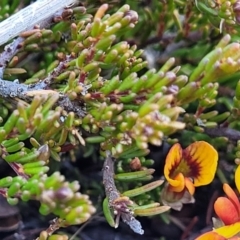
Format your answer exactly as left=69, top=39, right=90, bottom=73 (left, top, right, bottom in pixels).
left=223, top=183, right=240, bottom=217
left=214, top=222, right=240, bottom=238
left=168, top=173, right=185, bottom=192
left=235, top=165, right=240, bottom=194
left=214, top=197, right=239, bottom=225
left=164, top=143, right=183, bottom=187
left=184, top=141, right=218, bottom=186
left=185, top=177, right=195, bottom=195
left=196, top=231, right=226, bottom=240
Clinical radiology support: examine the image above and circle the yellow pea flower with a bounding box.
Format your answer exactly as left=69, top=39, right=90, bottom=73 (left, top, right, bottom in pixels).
left=162, top=141, right=218, bottom=210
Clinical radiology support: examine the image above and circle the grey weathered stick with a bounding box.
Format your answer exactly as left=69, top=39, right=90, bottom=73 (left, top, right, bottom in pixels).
left=0, top=53, right=86, bottom=118
left=102, top=151, right=144, bottom=235
left=0, top=0, right=78, bottom=46
left=0, top=77, right=86, bottom=117
left=121, top=212, right=144, bottom=235
left=204, top=127, right=240, bottom=142
left=0, top=37, right=24, bottom=78
left=103, top=151, right=120, bottom=205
